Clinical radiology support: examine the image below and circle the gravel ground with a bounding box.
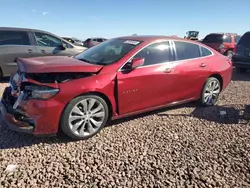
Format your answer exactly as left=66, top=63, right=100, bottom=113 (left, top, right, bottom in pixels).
left=1, top=70, right=250, bottom=187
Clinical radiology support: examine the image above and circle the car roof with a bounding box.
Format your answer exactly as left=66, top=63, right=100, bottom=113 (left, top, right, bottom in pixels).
left=116, top=35, right=193, bottom=43
left=207, top=32, right=240, bottom=36
left=0, top=26, right=46, bottom=32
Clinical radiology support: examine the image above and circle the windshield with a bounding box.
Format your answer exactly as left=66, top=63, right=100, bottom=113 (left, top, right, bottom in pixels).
left=75, top=38, right=143, bottom=65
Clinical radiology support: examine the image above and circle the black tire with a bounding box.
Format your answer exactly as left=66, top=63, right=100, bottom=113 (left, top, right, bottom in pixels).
left=60, top=94, right=109, bottom=140
left=225, top=50, right=234, bottom=59
left=200, top=77, right=221, bottom=107
left=235, top=67, right=247, bottom=73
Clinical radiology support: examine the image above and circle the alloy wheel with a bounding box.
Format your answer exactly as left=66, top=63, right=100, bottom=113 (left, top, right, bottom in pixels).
left=203, top=80, right=220, bottom=106
left=68, top=98, right=106, bottom=136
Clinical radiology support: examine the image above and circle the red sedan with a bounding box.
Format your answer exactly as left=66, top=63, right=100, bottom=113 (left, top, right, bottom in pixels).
left=0, top=35, right=233, bottom=140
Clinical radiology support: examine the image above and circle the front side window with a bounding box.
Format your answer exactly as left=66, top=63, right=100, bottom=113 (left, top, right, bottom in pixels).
left=174, top=41, right=200, bottom=60
left=133, top=41, right=174, bottom=66
left=0, top=31, right=30, bottom=45
left=75, top=38, right=143, bottom=65
left=34, top=32, right=62, bottom=47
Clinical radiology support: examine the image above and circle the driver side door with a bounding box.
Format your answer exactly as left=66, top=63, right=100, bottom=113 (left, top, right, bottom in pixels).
left=117, top=41, right=176, bottom=115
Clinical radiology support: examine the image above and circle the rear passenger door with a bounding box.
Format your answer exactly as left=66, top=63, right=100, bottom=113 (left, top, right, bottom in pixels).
left=32, top=31, right=77, bottom=57
left=171, top=41, right=212, bottom=100
left=0, top=30, right=37, bottom=77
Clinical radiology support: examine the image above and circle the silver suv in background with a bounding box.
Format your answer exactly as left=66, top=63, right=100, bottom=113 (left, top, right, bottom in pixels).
left=83, top=37, right=107, bottom=48
left=0, top=27, right=88, bottom=78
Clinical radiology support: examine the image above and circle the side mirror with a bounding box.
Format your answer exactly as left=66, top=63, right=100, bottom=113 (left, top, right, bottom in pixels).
left=131, top=58, right=144, bottom=69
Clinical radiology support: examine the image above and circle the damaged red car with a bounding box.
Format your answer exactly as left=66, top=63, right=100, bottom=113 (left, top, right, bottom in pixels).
left=0, top=36, right=233, bottom=140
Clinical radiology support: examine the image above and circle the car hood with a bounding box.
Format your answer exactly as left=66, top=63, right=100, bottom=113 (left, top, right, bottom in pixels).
left=15, top=56, right=104, bottom=73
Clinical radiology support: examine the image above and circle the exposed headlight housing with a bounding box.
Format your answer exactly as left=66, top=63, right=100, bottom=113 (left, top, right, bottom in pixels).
left=24, top=85, right=59, bottom=100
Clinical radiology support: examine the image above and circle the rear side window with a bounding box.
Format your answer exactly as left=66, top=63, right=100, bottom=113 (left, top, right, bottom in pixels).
left=203, top=34, right=223, bottom=43
left=237, top=32, right=250, bottom=48
left=174, top=41, right=200, bottom=60
left=201, top=46, right=212, bottom=57
left=0, top=30, right=31, bottom=45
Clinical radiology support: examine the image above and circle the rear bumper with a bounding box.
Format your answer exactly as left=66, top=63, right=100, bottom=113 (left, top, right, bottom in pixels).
left=0, top=86, right=64, bottom=136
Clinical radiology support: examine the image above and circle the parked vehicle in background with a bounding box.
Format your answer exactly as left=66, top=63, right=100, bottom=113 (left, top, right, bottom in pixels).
left=232, top=31, right=250, bottom=73
left=0, top=35, right=233, bottom=140
left=83, top=37, right=107, bottom=48
left=202, top=33, right=241, bottom=59
left=0, top=27, right=87, bottom=78
left=184, top=31, right=199, bottom=41
left=62, top=37, right=83, bottom=46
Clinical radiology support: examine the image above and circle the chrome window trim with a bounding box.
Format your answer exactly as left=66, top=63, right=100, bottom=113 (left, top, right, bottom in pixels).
left=118, top=39, right=215, bottom=71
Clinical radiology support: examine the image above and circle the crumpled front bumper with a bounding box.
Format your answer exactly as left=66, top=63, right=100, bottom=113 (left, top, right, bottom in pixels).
left=0, top=87, right=34, bottom=134
left=0, top=86, right=63, bottom=136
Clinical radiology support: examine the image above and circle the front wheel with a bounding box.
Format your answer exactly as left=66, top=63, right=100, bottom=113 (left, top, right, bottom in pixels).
left=200, top=77, right=221, bottom=106
left=60, top=95, right=109, bottom=140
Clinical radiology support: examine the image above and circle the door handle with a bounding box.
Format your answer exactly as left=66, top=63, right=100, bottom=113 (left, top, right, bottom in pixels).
left=200, top=63, right=206, bottom=67
left=41, top=50, right=45, bottom=54
left=27, top=49, right=32, bottom=53
left=163, top=68, right=174, bottom=73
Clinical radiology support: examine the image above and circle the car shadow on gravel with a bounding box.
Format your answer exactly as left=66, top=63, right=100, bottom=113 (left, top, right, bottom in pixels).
left=0, top=103, right=197, bottom=149
left=1, top=103, right=249, bottom=149
left=158, top=104, right=250, bottom=125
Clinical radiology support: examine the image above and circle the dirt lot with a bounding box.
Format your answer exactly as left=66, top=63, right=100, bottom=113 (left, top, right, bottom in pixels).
left=0, top=70, right=250, bottom=187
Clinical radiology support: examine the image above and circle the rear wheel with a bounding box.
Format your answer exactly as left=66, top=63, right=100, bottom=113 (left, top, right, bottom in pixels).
left=200, top=77, right=221, bottom=106
left=60, top=94, right=109, bottom=140
left=235, top=67, right=247, bottom=73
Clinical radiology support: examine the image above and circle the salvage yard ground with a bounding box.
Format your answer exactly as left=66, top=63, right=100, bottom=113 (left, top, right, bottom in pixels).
left=0, top=70, right=250, bottom=187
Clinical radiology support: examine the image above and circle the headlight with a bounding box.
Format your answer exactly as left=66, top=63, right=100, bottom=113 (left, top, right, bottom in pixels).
left=24, top=85, right=59, bottom=100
